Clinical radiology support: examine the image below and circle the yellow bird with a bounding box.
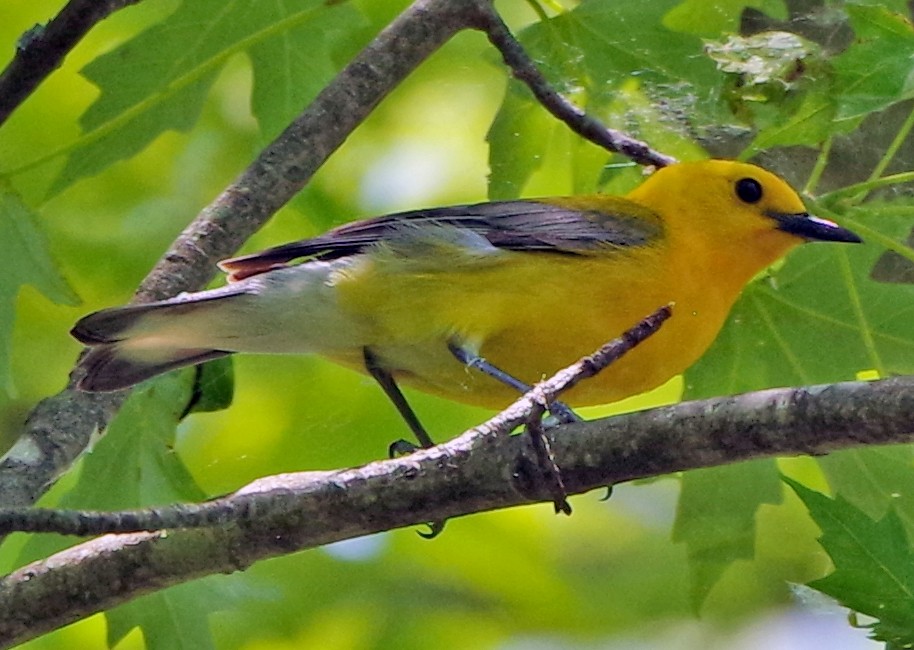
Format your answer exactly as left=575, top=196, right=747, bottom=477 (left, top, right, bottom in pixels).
left=72, top=160, right=860, bottom=444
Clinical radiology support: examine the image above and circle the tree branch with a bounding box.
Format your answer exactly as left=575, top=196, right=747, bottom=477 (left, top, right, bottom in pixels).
left=1, top=1, right=903, bottom=644
left=0, top=0, right=144, bottom=127
left=0, top=0, right=488, bottom=510
left=473, top=8, right=676, bottom=168
left=1, top=375, right=912, bottom=647
left=2, top=0, right=674, bottom=514
left=0, top=305, right=675, bottom=536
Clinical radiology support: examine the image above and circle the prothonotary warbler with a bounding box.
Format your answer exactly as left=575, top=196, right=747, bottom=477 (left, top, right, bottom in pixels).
left=72, top=160, right=861, bottom=445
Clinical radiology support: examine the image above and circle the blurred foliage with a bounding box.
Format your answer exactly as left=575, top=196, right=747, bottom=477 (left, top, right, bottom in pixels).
left=787, top=477, right=914, bottom=646
left=2, top=0, right=914, bottom=647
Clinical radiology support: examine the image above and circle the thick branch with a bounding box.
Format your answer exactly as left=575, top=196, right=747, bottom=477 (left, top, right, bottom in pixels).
left=3, top=0, right=674, bottom=513
left=0, top=305, right=674, bottom=536
left=1, top=376, right=913, bottom=647
left=0, top=0, right=484, bottom=510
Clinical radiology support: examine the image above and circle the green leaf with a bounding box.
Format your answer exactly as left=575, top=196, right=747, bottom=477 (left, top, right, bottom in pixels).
left=108, top=583, right=217, bottom=650
left=684, top=209, right=914, bottom=398
left=697, top=29, right=857, bottom=153
left=249, top=5, right=363, bottom=142
left=663, top=0, right=787, bottom=36
left=672, top=460, right=782, bottom=609
left=530, top=0, right=720, bottom=100
left=705, top=31, right=835, bottom=148
left=107, top=575, right=257, bottom=650
left=786, top=477, right=914, bottom=645
left=51, top=0, right=360, bottom=194
left=185, top=357, right=235, bottom=415
left=82, top=372, right=205, bottom=508
left=746, top=87, right=852, bottom=154
left=14, top=373, right=248, bottom=649
left=0, top=187, right=79, bottom=393
left=870, top=218, right=914, bottom=284
left=487, top=80, right=559, bottom=200
left=17, top=373, right=204, bottom=564
left=488, top=0, right=719, bottom=195
left=832, top=4, right=914, bottom=121
left=818, top=446, right=914, bottom=538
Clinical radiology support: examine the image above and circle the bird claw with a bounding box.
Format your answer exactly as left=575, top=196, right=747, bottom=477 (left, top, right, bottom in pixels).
left=548, top=402, right=582, bottom=424
left=388, top=439, right=421, bottom=458
left=417, top=519, right=447, bottom=539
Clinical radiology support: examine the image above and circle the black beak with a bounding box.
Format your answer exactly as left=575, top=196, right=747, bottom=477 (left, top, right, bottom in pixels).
left=770, top=212, right=862, bottom=243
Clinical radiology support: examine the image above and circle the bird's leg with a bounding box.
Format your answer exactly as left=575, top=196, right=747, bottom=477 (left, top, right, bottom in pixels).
left=446, top=341, right=581, bottom=424
left=363, top=347, right=445, bottom=539
left=362, top=347, right=435, bottom=454
left=448, top=340, right=576, bottom=515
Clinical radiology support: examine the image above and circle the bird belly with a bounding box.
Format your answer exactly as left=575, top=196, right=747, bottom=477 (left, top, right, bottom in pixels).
left=328, top=247, right=738, bottom=410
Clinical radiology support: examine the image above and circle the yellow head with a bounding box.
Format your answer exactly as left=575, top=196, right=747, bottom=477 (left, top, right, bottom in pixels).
left=626, top=160, right=860, bottom=267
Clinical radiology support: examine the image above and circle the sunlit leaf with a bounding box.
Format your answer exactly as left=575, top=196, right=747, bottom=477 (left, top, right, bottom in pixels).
left=833, top=4, right=914, bottom=120
left=787, top=477, right=914, bottom=646
left=0, top=188, right=78, bottom=393
left=487, top=80, right=559, bottom=200
left=488, top=0, right=720, bottom=195
left=49, top=0, right=361, bottom=194
left=672, top=460, right=781, bottom=609
left=663, top=0, right=787, bottom=36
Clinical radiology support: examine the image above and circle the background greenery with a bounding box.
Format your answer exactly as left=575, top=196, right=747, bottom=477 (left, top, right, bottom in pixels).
left=3, top=0, right=914, bottom=647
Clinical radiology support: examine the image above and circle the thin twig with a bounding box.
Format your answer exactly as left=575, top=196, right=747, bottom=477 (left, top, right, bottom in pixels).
left=525, top=416, right=572, bottom=514
left=471, top=7, right=677, bottom=169
left=0, top=0, right=144, bottom=126
left=520, top=304, right=672, bottom=514
left=0, top=306, right=672, bottom=536
left=0, top=0, right=484, bottom=511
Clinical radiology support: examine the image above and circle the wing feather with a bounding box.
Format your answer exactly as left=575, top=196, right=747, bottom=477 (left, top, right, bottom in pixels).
left=219, top=198, right=663, bottom=280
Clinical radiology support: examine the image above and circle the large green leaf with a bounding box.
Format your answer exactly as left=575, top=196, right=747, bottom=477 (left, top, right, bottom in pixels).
left=487, top=80, right=559, bottom=200
left=746, top=87, right=850, bottom=155
left=672, top=460, right=782, bottom=610
left=17, top=373, right=203, bottom=564
left=107, top=575, right=258, bottom=650
left=663, top=0, right=786, bottom=36
left=787, top=477, right=914, bottom=646
left=833, top=4, right=914, bottom=121
left=818, top=446, right=914, bottom=538
left=676, top=205, right=914, bottom=603
left=249, top=5, right=364, bottom=143
left=521, top=0, right=721, bottom=103
left=14, top=373, right=253, bottom=650
left=0, top=188, right=78, bottom=394
left=50, top=0, right=360, bottom=194
left=488, top=0, right=720, bottom=195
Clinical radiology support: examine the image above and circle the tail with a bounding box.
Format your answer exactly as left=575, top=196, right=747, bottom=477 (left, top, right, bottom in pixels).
left=72, top=261, right=363, bottom=391
left=74, top=344, right=229, bottom=392
left=72, top=293, right=241, bottom=392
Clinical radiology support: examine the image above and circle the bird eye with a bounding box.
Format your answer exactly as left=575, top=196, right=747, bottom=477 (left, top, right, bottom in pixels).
left=736, top=178, right=763, bottom=204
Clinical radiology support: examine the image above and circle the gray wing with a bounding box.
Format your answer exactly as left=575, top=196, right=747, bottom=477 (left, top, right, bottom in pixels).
left=219, top=198, right=663, bottom=280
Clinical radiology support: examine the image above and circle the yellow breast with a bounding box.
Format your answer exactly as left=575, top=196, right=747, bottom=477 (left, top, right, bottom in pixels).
left=328, top=240, right=743, bottom=409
